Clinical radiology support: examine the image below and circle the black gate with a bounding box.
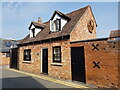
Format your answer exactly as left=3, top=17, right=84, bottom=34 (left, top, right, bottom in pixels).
left=42, top=48, right=48, bottom=74
left=10, top=48, right=18, bottom=69
left=71, top=47, right=86, bottom=83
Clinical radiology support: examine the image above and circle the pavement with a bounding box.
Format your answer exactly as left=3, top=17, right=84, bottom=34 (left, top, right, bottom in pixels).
left=1, top=66, right=94, bottom=89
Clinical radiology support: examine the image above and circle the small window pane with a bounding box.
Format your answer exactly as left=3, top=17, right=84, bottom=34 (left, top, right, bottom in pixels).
left=53, top=47, right=61, bottom=63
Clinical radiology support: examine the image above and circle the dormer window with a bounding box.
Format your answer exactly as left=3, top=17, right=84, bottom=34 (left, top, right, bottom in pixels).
left=28, top=17, right=46, bottom=38
left=50, top=10, right=70, bottom=33
left=54, top=19, right=61, bottom=31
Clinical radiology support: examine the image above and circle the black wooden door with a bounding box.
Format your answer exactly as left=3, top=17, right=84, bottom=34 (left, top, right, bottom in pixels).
left=42, top=48, right=48, bottom=74
left=71, top=47, right=86, bottom=83
left=10, top=48, right=18, bottom=69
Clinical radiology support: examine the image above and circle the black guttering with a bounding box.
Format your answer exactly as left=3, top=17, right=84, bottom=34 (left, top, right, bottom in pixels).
left=18, top=35, right=70, bottom=47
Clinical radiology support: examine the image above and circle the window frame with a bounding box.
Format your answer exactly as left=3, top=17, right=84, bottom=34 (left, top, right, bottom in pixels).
left=54, top=18, right=61, bottom=32
left=53, top=46, right=61, bottom=63
left=23, top=49, right=31, bottom=61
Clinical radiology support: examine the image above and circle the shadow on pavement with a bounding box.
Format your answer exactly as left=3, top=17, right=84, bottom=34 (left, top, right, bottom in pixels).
left=2, top=76, right=48, bottom=89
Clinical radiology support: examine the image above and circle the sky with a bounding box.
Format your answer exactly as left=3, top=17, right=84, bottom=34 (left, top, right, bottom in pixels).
left=1, top=2, right=118, bottom=40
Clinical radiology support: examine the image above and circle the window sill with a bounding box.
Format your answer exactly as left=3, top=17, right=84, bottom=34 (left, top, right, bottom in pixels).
left=50, top=63, right=62, bottom=66
left=22, top=61, right=32, bottom=64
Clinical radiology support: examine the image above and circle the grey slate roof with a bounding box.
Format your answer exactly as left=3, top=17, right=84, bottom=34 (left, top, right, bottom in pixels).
left=0, top=39, right=20, bottom=53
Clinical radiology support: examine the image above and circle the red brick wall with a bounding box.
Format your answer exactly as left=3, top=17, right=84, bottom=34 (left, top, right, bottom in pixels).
left=0, top=53, right=10, bottom=65
left=71, top=40, right=119, bottom=88
left=48, top=40, right=71, bottom=80
left=18, top=39, right=119, bottom=88
left=18, top=40, right=71, bottom=80
left=18, top=44, right=41, bottom=74
left=70, top=6, right=96, bottom=42
left=116, top=41, right=119, bottom=88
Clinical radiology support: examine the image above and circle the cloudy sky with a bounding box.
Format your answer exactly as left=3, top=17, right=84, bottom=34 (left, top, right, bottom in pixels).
left=1, top=2, right=118, bottom=40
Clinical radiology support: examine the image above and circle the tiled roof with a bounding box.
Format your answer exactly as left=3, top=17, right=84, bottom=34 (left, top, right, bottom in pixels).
left=20, top=5, right=90, bottom=44
left=50, top=10, right=71, bottom=20
left=109, top=30, right=120, bottom=38
left=28, top=21, right=46, bottom=30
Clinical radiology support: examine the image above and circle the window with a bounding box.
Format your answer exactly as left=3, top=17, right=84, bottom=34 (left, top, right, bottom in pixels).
left=54, top=19, right=61, bottom=31
left=6, top=53, right=10, bottom=57
left=50, top=19, right=61, bottom=32
left=32, top=28, right=35, bottom=37
left=24, top=49, right=31, bottom=61
left=53, top=46, right=61, bottom=63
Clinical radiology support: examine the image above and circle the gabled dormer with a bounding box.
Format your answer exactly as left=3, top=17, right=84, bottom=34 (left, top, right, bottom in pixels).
left=50, top=10, right=70, bottom=32
left=28, top=17, right=46, bottom=38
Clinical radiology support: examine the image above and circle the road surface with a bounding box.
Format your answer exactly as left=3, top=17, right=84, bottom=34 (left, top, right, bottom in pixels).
left=1, top=67, right=89, bottom=89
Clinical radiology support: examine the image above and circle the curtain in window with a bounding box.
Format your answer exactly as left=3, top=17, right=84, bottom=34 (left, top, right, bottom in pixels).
left=50, top=20, right=55, bottom=32
left=54, top=19, right=61, bottom=31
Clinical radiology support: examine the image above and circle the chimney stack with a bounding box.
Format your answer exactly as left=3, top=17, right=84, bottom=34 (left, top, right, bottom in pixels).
left=38, top=17, right=42, bottom=24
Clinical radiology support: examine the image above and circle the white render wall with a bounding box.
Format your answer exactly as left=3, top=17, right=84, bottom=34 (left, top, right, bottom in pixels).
left=61, top=18, right=67, bottom=30
left=30, top=30, right=32, bottom=38
left=35, top=28, right=41, bottom=36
